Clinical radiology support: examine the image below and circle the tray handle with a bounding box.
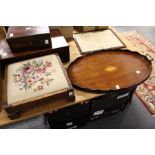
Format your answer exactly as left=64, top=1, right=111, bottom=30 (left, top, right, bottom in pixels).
left=145, top=53, right=154, bottom=62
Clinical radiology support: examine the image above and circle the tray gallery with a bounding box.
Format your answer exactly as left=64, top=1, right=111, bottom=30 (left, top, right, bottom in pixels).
left=67, top=49, right=152, bottom=93
left=2, top=53, right=75, bottom=119
left=73, top=28, right=126, bottom=55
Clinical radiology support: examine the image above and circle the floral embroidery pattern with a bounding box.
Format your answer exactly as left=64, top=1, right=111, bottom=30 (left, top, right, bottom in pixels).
left=13, top=59, right=54, bottom=92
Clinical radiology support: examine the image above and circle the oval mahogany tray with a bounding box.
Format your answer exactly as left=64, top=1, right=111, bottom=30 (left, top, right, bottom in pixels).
left=67, top=49, right=152, bottom=93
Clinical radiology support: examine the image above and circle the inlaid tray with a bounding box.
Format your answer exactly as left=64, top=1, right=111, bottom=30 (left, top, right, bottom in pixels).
left=2, top=53, right=75, bottom=119
left=67, top=49, right=152, bottom=93
left=73, top=29, right=126, bottom=54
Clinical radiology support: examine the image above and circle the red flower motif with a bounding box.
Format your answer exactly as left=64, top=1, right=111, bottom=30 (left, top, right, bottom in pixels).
left=13, top=59, right=54, bottom=92
left=26, top=77, right=33, bottom=84
left=23, top=66, right=33, bottom=74
left=36, top=68, right=46, bottom=74
left=46, top=61, right=52, bottom=67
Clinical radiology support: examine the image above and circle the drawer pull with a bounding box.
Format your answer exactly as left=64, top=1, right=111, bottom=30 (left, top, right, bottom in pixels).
left=69, top=125, right=78, bottom=129
left=45, top=39, right=49, bottom=44
left=117, top=93, right=129, bottom=99
left=93, top=110, right=104, bottom=116
left=146, top=54, right=154, bottom=62
left=66, top=122, right=73, bottom=126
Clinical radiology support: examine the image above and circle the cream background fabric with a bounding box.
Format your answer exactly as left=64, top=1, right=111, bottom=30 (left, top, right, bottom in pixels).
left=7, top=54, right=69, bottom=105
left=74, top=29, right=124, bottom=53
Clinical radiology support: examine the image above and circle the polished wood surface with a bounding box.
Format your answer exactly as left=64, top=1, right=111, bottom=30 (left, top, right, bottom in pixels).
left=6, top=26, right=51, bottom=52
left=68, top=50, right=152, bottom=92
left=0, top=27, right=143, bottom=127
left=0, top=29, right=68, bottom=64
left=0, top=36, right=101, bottom=126
left=0, top=27, right=6, bottom=40
left=6, top=26, right=50, bottom=38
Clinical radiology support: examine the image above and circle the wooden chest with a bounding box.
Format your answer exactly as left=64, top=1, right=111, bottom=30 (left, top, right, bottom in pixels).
left=2, top=53, right=75, bottom=119
left=44, top=102, right=90, bottom=129
left=0, top=29, right=69, bottom=64
left=6, top=26, right=52, bottom=51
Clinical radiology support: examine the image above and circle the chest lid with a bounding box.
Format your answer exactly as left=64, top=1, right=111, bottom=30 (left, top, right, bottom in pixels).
left=6, top=26, right=50, bottom=39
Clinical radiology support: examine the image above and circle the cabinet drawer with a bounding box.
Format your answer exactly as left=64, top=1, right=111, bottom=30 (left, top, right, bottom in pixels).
left=45, top=102, right=90, bottom=125
left=46, top=117, right=88, bottom=129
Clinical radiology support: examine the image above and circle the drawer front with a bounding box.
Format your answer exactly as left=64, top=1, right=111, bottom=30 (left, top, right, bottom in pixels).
left=7, top=34, right=51, bottom=51
left=90, top=91, right=132, bottom=119
left=116, top=92, right=130, bottom=104
left=91, top=93, right=118, bottom=110
left=46, top=117, right=88, bottom=129
left=45, top=103, right=90, bottom=124
left=90, top=102, right=123, bottom=120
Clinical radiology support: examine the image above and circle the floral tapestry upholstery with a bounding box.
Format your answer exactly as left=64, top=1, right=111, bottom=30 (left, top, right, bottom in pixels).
left=7, top=54, right=69, bottom=105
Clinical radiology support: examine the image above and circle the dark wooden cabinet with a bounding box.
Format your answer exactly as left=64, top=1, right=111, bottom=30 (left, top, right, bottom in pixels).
left=45, top=87, right=136, bottom=128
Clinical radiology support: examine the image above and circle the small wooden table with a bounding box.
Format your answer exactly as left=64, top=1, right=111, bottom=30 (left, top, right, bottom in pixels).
left=0, top=27, right=137, bottom=127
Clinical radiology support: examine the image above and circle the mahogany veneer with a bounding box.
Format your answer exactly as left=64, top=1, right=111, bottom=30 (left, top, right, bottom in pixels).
left=6, top=26, right=52, bottom=51
left=0, top=29, right=69, bottom=64
left=67, top=49, right=152, bottom=92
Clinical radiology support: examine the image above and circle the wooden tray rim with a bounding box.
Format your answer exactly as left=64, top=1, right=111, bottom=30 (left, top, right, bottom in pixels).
left=67, top=49, right=152, bottom=93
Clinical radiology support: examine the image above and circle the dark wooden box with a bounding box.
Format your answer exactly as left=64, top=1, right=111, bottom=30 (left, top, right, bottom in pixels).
left=0, top=29, right=69, bottom=64
left=44, top=102, right=90, bottom=129
left=89, top=88, right=136, bottom=120
left=6, top=26, right=52, bottom=51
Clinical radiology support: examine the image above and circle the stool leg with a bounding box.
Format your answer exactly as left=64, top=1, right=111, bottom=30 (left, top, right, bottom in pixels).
left=8, top=112, right=20, bottom=119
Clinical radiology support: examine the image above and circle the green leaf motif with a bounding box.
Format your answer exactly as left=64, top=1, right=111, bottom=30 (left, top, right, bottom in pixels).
left=45, top=72, right=52, bottom=76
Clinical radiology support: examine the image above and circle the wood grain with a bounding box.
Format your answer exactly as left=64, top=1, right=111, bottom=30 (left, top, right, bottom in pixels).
left=0, top=27, right=145, bottom=127
left=0, top=29, right=69, bottom=64
left=6, top=26, right=50, bottom=38
left=68, top=50, right=152, bottom=92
